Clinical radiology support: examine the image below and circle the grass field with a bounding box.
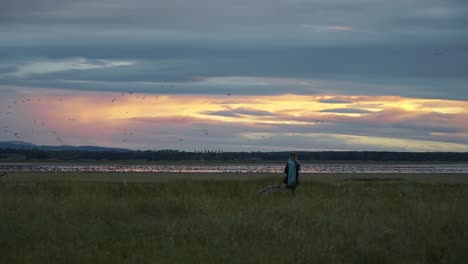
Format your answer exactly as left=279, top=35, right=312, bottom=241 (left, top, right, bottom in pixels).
left=1, top=172, right=468, bottom=263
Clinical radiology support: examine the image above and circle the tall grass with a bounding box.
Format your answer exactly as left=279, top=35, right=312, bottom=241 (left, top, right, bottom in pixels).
left=1, top=175, right=467, bottom=263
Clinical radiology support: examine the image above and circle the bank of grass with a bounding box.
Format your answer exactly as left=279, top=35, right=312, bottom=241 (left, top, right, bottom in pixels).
left=1, top=174, right=468, bottom=263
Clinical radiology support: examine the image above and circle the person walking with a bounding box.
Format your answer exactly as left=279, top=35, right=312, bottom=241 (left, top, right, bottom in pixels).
left=283, top=152, right=300, bottom=191
left=257, top=152, right=301, bottom=194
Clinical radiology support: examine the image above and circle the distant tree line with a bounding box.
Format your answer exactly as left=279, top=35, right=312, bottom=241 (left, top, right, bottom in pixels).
left=1, top=148, right=468, bottom=162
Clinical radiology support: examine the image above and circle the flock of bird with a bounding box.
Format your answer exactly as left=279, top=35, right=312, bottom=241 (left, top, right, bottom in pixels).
left=0, top=91, right=215, bottom=146
left=2, top=84, right=464, bottom=151
left=0, top=91, right=431, bottom=152
left=1, top=96, right=69, bottom=144
left=0, top=91, right=386, bottom=151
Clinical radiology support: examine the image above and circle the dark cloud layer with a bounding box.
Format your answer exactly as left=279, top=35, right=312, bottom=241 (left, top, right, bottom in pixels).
left=203, top=107, right=274, bottom=118
left=318, top=99, right=354, bottom=104
left=319, top=108, right=373, bottom=114
left=0, top=0, right=467, bottom=99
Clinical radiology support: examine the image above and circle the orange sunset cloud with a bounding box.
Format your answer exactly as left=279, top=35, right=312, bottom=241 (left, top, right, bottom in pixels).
left=1, top=88, right=467, bottom=151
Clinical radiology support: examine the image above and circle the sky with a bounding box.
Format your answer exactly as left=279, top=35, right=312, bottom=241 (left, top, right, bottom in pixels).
left=0, top=0, right=467, bottom=151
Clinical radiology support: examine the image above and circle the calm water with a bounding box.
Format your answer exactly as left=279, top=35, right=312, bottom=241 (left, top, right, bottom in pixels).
left=1, top=163, right=468, bottom=173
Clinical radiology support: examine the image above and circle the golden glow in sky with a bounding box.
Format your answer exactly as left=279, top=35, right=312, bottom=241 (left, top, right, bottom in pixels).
left=1, top=88, right=468, bottom=151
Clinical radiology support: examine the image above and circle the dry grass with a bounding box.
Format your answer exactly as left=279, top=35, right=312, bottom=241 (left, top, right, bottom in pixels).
left=0, top=172, right=467, bottom=263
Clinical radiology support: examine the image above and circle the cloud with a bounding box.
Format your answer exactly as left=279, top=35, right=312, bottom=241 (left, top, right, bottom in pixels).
left=198, top=76, right=320, bottom=87
left=232, top=107, right=274, bottom=116
left=319, top=108, right=373, bottom=114
left=1, top=42, right=467, bottom=99
left=0, top=0, right=468, bottom=151
left=318, top=98, right=354, bottom=104
left=1, top=0, right=467, bottom=57
left=1, top=87, right=467, bottom=151
left=203, top=107, right=274, bottom=117
left=302, top=24, right=353, bottom=32
left=333, top=133, right=468, bottom=152
left=11, top=58, right=135, bottom=77
left=360, top=109, right=468, bottom=134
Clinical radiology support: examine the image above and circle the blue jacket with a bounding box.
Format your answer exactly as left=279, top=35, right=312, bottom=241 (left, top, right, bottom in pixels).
left=283, top=158, right=300, bottom=186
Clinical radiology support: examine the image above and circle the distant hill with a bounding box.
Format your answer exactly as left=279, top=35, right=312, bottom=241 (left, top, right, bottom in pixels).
left=0, top=141, right=130, bottom=152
